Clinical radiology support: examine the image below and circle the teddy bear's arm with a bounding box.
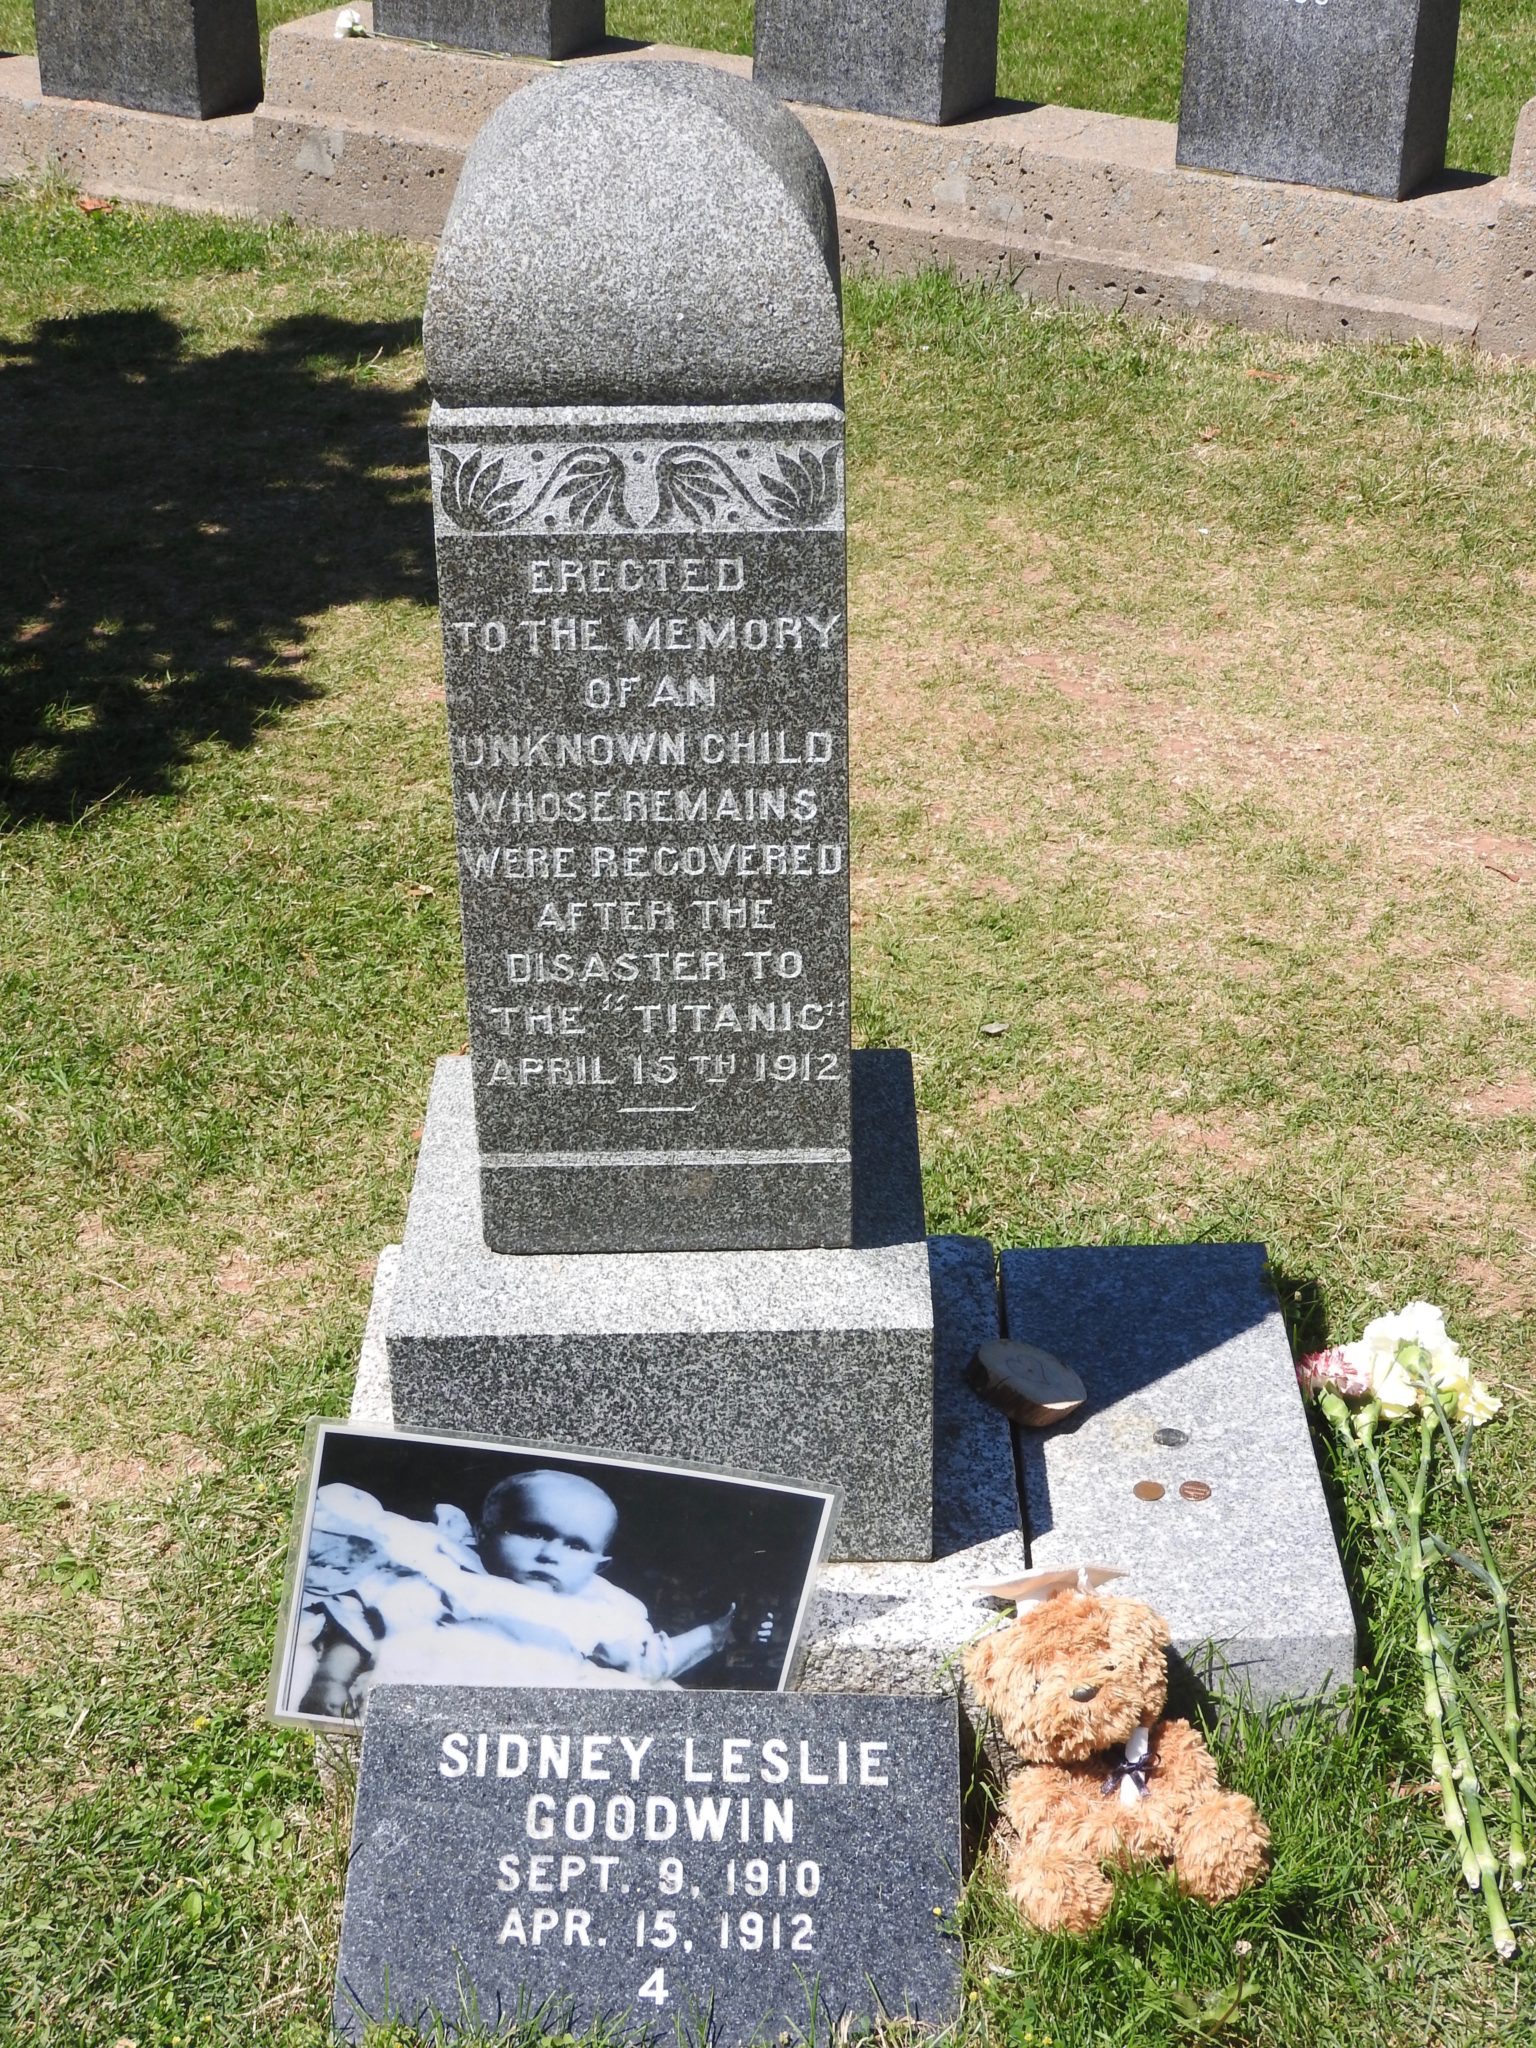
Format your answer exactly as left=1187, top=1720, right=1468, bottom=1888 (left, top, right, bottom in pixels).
left=1145, top=1718, right=1222, bottom=1816
left=1171, top=1789, right=1271, bottom=1905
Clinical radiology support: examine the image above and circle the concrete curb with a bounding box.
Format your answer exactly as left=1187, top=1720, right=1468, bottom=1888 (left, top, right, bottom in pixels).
left=3, top=5, right=1534, bottom=360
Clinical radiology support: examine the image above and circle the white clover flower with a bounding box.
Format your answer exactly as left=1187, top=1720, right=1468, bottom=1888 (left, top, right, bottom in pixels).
left=335, top=7, right=366, bottom=36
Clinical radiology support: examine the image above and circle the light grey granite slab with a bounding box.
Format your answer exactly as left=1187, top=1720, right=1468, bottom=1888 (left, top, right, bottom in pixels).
left=1178, top=0, right=1461, bottom=200
left=1001, top=1243, right=1356, bottom=1700
left=381, top=1051, right=935, bottom=1560
left=355, top=1228, right=1022, bottom=1683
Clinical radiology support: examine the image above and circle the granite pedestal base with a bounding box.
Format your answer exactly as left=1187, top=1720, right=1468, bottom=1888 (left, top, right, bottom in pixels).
left=358, top=1232, right=1355, bottom=1703
left=1001, top=1243, right=1356, bottom=1700
left=357, top=1230, right=1026, bottom=1688
left=383, top=1050, right=935, bottom=1560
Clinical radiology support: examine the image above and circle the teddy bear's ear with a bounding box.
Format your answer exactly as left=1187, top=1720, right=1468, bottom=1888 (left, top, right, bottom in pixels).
left=963, top=1624, right=1010, bottom=1705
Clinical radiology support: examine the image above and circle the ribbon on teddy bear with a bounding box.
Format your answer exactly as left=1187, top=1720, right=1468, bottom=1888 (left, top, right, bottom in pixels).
left=1101, top=1723, right=1153, bottom=1806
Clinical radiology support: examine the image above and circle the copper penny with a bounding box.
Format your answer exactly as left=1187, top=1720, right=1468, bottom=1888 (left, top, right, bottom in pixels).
left=1133, top=1480, right=1165, bottom=1502
left=1179, top=1480, right=1213, bottom=1502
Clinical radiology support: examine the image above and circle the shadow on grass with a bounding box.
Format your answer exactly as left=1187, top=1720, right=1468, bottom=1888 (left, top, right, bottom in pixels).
left=0, top=305, right=433, bottom=825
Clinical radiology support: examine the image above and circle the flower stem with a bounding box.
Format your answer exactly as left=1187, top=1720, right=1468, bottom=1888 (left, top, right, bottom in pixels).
left=1405, top=1412, right=1517, bottom=1957
left=1424, top=1388, right=1526, bottom=1891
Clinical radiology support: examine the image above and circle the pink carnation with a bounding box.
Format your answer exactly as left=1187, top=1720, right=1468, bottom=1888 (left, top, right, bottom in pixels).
left=1296, top=1346, right=1371, bottom=1399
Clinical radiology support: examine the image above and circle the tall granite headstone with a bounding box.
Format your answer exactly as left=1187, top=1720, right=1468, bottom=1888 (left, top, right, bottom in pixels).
left=34, top=0, right=261, bottom=120
left=425, top=62, right=852, bottom=1257
left=754, top=0, right=999, bottom=126
left=373, top=0, right=605, bottom=59
left=1177, top=0, right=1462, bottom=200
left=385, top=64, right=937, bottom=1561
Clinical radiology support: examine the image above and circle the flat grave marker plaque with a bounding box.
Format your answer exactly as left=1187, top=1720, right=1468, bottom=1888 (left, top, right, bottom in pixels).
left=335, top=1687, right=961, bottom=2042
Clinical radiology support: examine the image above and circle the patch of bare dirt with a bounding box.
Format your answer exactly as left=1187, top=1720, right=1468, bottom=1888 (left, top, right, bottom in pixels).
left=1458, top=1077, right=1536, bottom=1119
left=1146, top=1112, right=1266, bottom=1170
left=23, top=1437, right=221, bottom=1508
left=1454, top=1258, right=1529, bottom=1319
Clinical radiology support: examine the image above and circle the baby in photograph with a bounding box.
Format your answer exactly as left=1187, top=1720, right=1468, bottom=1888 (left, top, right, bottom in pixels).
left=293, top=1467, right=735, bottom=1719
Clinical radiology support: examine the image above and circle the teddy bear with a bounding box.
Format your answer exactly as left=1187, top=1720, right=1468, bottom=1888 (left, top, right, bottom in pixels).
left=964, top=1589, right=1270, bottom=1935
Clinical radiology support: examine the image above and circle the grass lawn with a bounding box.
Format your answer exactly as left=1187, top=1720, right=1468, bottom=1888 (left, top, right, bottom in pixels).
left=0, top=0, right=1533, bottom=178
left=4, top=177, right=1536, bottom=2045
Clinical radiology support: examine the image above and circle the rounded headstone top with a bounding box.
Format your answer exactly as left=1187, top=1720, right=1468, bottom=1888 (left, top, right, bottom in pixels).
left=424, top=62, right=844, bottom=409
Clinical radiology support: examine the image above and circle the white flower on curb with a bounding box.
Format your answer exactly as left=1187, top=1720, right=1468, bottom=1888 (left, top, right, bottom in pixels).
left=335, top=7, right=367, bottom=35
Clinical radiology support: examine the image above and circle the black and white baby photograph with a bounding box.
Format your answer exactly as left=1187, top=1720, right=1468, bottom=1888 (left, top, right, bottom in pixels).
left=271, top=1424, right=839, bottom=1728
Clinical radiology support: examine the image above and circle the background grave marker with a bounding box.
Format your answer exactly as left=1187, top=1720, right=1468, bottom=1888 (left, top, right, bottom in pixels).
left=754, top=0, right=1000, bottom=127
left=373, top=1, right=606, bottom=59
left=1177, top=0, right=1463, bottom=200
left=34, top=0, right=261, bottom=119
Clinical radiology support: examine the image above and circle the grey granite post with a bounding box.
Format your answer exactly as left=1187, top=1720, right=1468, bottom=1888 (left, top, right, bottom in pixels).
left=34, top=0, right=261, bottom=120
left=753, top=0, right=999, bottom=127
left=424, top=61, right=854, bottom=1257
left=372, top=0, right=604, bottom=59
left=1177, top=0, right=1463, bottom=201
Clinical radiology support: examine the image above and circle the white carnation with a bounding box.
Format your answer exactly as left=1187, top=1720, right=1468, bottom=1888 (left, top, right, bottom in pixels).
left=1367, top=1347, right=1421, bottom=1420
left=1457, top=1379, right=1503, bottom=1429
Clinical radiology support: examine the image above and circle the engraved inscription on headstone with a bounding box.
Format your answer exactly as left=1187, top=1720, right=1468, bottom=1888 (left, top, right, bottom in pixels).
left=754, top=0, right=1000, bottom=128
left=435, top=405, right=851, bottom=1254
left=423, top=63, right=854, bottom=1255
left=1177, top=0, right=1463, bottom=201
left=34, top=0, right=262, bottom=120
left=335, top=1687, right=962, bottom=2043
left=373, top=0, right=606, bottom=60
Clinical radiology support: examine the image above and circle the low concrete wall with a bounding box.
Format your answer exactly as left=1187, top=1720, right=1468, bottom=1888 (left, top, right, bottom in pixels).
left=4, top=4, right=1534, bottom=360
left=0, top=54, right=253, bottom=214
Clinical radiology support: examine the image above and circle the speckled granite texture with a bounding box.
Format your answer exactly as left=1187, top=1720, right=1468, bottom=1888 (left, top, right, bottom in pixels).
left=373, top=0, right=604, bottom=59
left=754, top=0, right=999, bottom=127
left=381, top=1051, right=935, bottom=1560
left=356, top=1228, right=1022, bottom=1675
left=424, top=61, right=842, bottom=408
left=1178, top=0, right=1461, bottom=199
left=431, top=400, right=854, bottom=1255
left=34, top=0, right=261, bottom=119
left=1001, top=1242, right=1356, bottom=1700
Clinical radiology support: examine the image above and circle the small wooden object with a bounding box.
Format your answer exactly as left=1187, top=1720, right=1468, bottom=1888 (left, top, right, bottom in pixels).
left=966, top=1338, right=1086, bottom=1427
